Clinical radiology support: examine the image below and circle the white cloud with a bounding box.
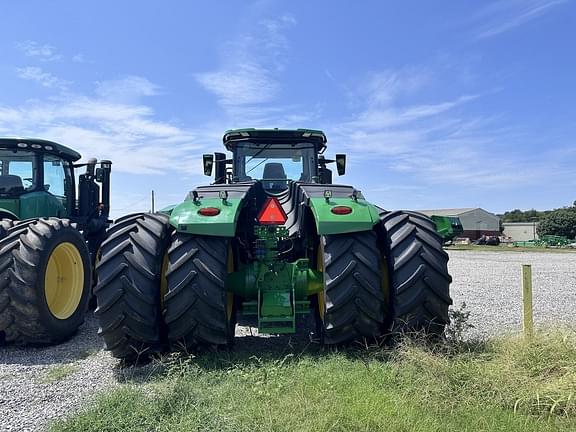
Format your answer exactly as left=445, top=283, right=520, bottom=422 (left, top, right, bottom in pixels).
left=95, top=76, right=160, bottom=103
left=16, top=66, right=69, bottom=89
left=72, top=54, right=87, bottom=63
left=364, top=69, right=428, bottom=107
left=475, top=0, right=567, bottom=39
left=16, top=41, right=61, bottom=61
left=195, top=63, right=278, bottom=106
left=331, top=69, right=544, bottom=189
left=194, top=14, right=296, bottom=118
left=0, top=74, right=219, bottom=175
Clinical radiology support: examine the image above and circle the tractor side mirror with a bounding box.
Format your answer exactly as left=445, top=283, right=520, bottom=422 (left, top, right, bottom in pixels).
left=335, top=154, right=346, bottom=176
left=203, top=154, right=214, bottom=176
left=95, top=168, right=104, bottom=182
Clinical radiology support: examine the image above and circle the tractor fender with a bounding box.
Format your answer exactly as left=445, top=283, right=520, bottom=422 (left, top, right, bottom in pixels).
left=168, top=182, right=256, bottom=237
left=0, top=208, right=19, bottom=220
left=299, top=184, right=381, bottom=235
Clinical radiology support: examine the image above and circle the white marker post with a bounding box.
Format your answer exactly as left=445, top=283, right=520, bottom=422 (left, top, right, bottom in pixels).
left=522, top=264, right=534, bottom=339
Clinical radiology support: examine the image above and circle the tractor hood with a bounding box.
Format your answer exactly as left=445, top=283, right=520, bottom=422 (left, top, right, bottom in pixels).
left=165, top=181, right=381, bottom=237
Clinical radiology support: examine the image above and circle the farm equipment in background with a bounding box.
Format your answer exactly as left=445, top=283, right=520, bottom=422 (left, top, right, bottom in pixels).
left=0, top=138, right=111, bottom=345
left=95, top=128, right=452, bottom=361
left=514, top=234, right=573, bottom=248
left=430, top=215, right=464, bottom=244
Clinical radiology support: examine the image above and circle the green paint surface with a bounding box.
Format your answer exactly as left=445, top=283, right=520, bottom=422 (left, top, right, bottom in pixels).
left=308, top=197, right=380, bottom=235
left=0, top=199, right=20, bottom=218
left=0, top=192, right=66, bottom=219
left=19, top=191, right=66, bottom=219
left=169, top=198, right=242, bottom=236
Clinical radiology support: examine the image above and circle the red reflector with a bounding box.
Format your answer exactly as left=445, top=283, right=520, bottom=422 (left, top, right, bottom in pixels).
left=198, top=207, right=220, bottom=216
left=258, top=197, right=288, bottom=225
left=331, top=206, right=353, bottom=215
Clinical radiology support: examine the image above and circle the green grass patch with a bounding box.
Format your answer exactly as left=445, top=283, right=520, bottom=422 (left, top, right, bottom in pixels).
left=52, top=330, right=576, bottom=432
left=41, top=364, right=78, bottom=383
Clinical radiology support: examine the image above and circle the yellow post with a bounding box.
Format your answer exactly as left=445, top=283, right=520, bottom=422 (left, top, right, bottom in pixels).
left=522, top=264, right=534, bottom=339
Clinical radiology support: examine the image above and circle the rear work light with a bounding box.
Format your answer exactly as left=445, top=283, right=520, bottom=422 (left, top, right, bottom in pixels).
left=198, top=207, right=220, bottom=216
left=331, top=206, right=353, bottom=215
left=258, top=197, right=288, bottom=225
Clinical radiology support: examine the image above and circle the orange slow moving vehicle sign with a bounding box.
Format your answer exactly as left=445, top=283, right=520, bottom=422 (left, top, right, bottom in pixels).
left=257, top=197, right=288, bottom=225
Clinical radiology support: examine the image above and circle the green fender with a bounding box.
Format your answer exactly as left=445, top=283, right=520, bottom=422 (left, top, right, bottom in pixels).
left=308, top=197, right=381, bottom=235
left=0, top=199, right=20, bottom=219
left=168, top=198, right=242, bottom=237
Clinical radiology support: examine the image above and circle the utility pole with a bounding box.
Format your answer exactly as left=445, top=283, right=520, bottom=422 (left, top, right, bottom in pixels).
left=151, top=190, right=155, bottom=213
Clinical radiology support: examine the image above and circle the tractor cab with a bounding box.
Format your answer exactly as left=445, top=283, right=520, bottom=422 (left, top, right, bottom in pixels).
left=0, top=138, right=82, bottom=220
left=0, top=138, right=111, bottom=225
left=203, top=129, right=346, bottom=189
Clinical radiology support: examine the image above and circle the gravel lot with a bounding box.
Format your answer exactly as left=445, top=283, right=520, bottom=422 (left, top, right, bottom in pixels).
left=1, top=249, right=575, bottom=431
left=449, top=250, right=576, bottom=337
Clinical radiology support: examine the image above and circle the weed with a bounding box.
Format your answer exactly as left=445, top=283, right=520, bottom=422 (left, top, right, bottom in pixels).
left=41, top=364, right=78, bottom=383
left=51, top=328, right=576, bottom=432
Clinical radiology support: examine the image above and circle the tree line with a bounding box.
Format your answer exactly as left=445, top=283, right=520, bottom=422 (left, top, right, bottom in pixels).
left=498, top=201, right=576, bottom=239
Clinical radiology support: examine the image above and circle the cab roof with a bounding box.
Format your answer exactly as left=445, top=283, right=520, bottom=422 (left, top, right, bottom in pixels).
left=223, top=128, right=327, bottom=152
left=0, top=137, right=82, bottom=162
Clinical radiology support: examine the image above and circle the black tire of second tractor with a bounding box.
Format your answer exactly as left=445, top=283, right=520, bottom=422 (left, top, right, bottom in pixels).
left=0, top=218, right=17, bottom=343
left=380, top=210, right=452, bottom=336
left=164, top=233, right=234, bottom=350
left=0, top=218, right=91, bottom=344
left=319, top=230, right=386, bottom=344
left=94, top=212, right=172, bottom=360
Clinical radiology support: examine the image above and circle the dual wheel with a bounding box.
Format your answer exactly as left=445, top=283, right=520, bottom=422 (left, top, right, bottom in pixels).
left=95, top=210, right=452, bottom=361
left=95, top=213, right=233, bottom=361
left=0, top=218, right=91, bottom=344
left=317, top=210, right=452, bottom=344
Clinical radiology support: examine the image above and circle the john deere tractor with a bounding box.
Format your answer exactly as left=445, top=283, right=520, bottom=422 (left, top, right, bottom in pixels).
left=0, top=138, right=111, bottom=345
left=430, top=215, right=464, bottom=244
left=95, top=129, right=451, bottom=360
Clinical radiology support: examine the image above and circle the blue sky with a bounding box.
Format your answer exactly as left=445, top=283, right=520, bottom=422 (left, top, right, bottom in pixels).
left=0, top=0, right=574, bottom=218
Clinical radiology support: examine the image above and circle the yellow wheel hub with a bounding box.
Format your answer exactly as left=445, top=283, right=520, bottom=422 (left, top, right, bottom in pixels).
left=45, top=242, right=85, bottom=320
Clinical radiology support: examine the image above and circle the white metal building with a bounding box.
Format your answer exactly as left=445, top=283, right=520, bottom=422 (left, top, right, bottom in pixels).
left=419, top=208, right=500, bottom=239
left=502, top=222, right=539, bottom=241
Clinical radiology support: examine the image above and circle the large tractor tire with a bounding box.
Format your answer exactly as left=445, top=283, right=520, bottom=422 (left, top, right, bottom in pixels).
left=0, top=218, right=91, bottom=344
left=164, top=233, right=235, bottom=350
left=95, top=213, right=172, bottom=361
left=318, top=230, right=387, bottom=344
left=0, top=219, right=17, bottom=343
left=380, top=210, right=452, bottom=336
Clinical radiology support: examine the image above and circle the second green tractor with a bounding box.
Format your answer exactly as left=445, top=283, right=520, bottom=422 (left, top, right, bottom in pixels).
left=95, top=129, right=452, bottom=360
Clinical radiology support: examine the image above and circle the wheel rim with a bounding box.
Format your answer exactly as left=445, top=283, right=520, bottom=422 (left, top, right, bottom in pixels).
left=45, top=242, right=85, bottom=319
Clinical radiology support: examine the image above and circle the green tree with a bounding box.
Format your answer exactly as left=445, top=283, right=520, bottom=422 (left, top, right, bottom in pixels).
left=537, top=208, right=576, bottom=239
left=500, top=208, right=547, bottom=223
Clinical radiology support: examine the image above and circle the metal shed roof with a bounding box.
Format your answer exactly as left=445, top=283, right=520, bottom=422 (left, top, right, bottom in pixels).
left=418, top=208, right=479, bottom=217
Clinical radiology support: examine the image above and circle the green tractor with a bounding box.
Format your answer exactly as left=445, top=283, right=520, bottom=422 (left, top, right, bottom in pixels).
left=0, top=138, right=112, bottom=345
left=430, top=215, right=464, bottom=244
left=95, top=129, right=451, bottom=360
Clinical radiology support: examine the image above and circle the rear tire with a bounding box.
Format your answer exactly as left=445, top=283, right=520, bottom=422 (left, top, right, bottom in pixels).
left=95, top=213, right=172, bottom=360
left=0, top=218, right=91, bottom=344
left=319, top=231, right=386, bottom=344
left=164, top=233, right=234, bottom=350
left=380, top=211, right=452, bottom=336
left=0, top=219, right=17, bottom=343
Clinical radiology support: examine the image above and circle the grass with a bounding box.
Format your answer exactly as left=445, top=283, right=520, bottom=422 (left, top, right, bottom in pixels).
left=41, top=364, right=78, bottom=383
left=446, top=244, right=576, bottom=253
left=51, top=329, right=576, bottom=432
